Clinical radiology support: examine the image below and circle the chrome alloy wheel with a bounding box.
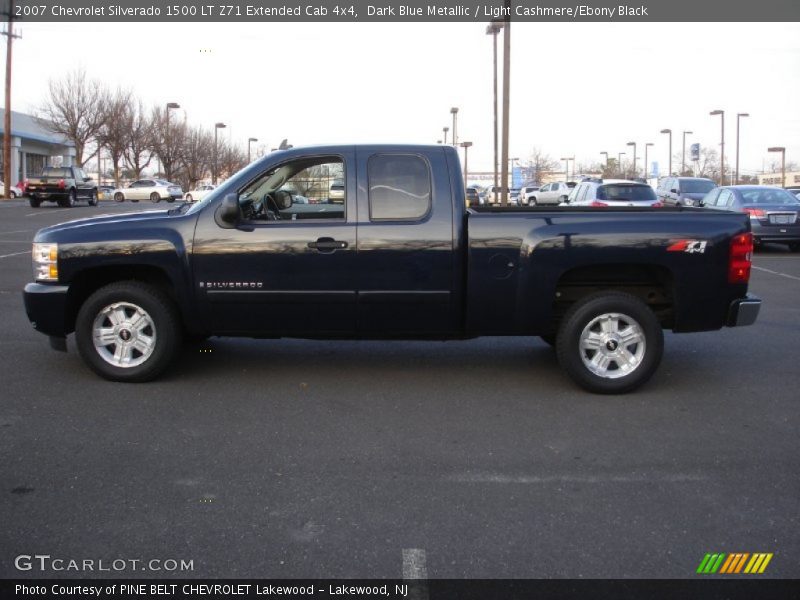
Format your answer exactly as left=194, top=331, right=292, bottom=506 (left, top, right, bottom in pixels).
left=92, top=302, right=157, bottom=368
left=578, top=312, right=646, bottom=379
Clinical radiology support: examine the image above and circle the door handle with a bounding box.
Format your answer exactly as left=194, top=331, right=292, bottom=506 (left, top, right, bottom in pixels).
left=308, top=237, right=348, bottom=251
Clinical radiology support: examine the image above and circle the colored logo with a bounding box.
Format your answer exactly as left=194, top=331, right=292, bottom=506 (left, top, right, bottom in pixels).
left=697, top=553, right=773, bottom=574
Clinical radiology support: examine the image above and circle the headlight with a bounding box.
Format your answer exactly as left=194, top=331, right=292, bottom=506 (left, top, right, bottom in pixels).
left=32, top=243, right=58, bottom=281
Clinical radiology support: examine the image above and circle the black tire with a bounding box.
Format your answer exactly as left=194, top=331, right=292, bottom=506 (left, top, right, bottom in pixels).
left=559, top=195, right=568, bottom=203
left=10, top=191, right=16, bottom=199
left=29, top=197, right=41, bottom=208
left=555, top=292, right=663, bottom=394
left=67, top=189, right=77, bottom=207
left=166, top=196, right=175, bottom=203
left=114, top=192, right=125, bottom=203
left=788, top=242, right=800, bottom=253
left=87, top=189, right=98, bottom=206
left=185, top=194, right=193, bottom=202
left=530, top=197, right=537, bottom=206
left=150, top=192, right=161, bottom=203
left=74, top=281, right=182, bottom=382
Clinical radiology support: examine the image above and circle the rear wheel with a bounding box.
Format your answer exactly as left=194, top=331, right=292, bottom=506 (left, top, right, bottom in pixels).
left=29, top=197, right=41, bottom=208
left=185, top=194, right=193, bottom=202
left=75, top=281, right=182, bottom=382
left=114, top=192, right=125, bottom=203
left=150, top=192, right=160, bottom=203
left=530, top=197, right=537, bottom=206
left=789, top=242, right=800, bottom=253
left=556, top=292, right=663, bottom=394
left=87, top=190, right=98, bottom=206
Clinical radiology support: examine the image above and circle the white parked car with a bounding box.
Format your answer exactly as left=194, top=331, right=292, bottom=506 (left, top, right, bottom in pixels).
left=525, top=181, right=576, bottom=205
left=0, top=181, right=23, bottom=198
left=568, top=179, right=663, bottom=207
left=113, top=179, right=183, bottom=203
left=184, top=184, right=216, bottom=202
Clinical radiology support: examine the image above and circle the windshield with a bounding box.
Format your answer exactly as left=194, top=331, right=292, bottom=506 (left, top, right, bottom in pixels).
left=41, top=167, right=71, bottom=178
left=597, top=184, right=657, bottom=201
left=680, top=179, right=716, bottom=193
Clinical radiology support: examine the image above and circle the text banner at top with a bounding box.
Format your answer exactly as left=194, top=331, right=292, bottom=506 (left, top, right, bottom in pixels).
left=3, top=0, right=800, bottom=22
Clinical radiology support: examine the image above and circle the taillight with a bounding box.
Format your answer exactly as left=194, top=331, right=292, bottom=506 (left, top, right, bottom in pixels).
left=651, top=201, right=663, bottom=208
left=729, top=232, right=753, bottom=284
left=590, top=201, right=608, bottom=207
left=744, top=208, right=765, bottom=219
left=57, top=179, right=66, bottom=189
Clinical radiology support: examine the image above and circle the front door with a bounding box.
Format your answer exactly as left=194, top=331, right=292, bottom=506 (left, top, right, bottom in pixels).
left=192, top=152, right=358, bottom=336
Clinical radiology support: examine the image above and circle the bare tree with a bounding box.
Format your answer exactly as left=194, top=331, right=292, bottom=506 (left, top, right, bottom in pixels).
left=97, top=88, right=132, bottom=187
left=122, top=100, right=154, bottom=180
left=179, top=125, right=214, bottom=191
left=149, top=106, right=188, bottom=182
left=37, top=69, right=107, bottom=167
left=525, top=147, right=559, bottom=183
left=217, top=141, right=247, bottom=181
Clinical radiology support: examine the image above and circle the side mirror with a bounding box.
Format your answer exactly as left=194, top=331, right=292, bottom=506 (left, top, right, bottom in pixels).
left=273, top=190, right=293, bottom=210
left=214, top=193, right=240, bottom=228
left=670, top=188, right=679, bottom=194
left=83, top=177, right=92, bottom=182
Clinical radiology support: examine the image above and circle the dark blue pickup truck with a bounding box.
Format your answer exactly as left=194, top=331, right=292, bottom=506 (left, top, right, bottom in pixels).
left=23, top=145, right=760, bottom=393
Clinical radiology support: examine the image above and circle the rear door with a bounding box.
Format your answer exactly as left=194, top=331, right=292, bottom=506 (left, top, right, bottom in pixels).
left=355, top=148, right=458, bottom=335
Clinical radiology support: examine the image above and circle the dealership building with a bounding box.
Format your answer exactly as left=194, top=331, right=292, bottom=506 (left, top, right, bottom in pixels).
left=0, top=109, right=76, bottom=184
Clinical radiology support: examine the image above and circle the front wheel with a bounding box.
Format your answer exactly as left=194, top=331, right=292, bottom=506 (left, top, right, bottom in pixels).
left=114, top=192, right=125, bottom=203
left=556, top=292, right=663, bottom=394
left=150, top=192, right=161, bottom=203
left=530, top=197, right=537, bottom=206
left=87, top=190, right=98, bottom=206
left=788, top=242, right=800, bottom=253
left=75, top=281, right=182, bottom=382
left=29, top=197, right=41, bottom=208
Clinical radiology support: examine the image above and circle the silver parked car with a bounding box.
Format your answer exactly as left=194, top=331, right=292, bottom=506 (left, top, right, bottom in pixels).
left=526, top=181, right=576, bottom=205
left=184, top=184, right=216, bottom=202
left=113, top=179, right=183, bottom=203
left=568, top=179, right=662, bottom=207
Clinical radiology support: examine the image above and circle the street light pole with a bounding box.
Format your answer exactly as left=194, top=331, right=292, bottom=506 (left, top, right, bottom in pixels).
left=450, top=107, right=459, bottom=147
left=213, top=122, right=226, bottom=185
left=165, top=102, right=180, bottom=182
left=461, top=141, right=473, bottom=193
left=660, top=129, right=672, bottom=176
left=736, top=113, right=749, bottom=185
left=247, top=137, right=258, bottom=163
left=500, top=9, right=511, bottom=206
left=486, top=22, right=504, bottom=201
left=710, top=110, right=725, bottom=185
left=681, top=130, right=692, bottom=176
left=644, top=143, right=653, bottom=180
left=768, top=146, right=786, bottom=188
left=600, top=151, right=609, bottom=171
left=618, top=152, right=626, bottom=177
left=443, top=126, right=449, bottom=145
left=626, top=142, right=637, bottom=178
left=560, top=157, right=570, bottom=181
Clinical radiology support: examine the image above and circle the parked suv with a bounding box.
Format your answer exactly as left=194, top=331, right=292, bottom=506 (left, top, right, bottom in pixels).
left=657, top=177, right=716, bottom=207
left=525, top=181, right=575, bottom=205
left=568, top=179, right=662, bottom=207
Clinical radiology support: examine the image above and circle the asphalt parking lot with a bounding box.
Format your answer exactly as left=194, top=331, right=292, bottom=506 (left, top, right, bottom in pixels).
left=0, top=199, right=798, bottom=579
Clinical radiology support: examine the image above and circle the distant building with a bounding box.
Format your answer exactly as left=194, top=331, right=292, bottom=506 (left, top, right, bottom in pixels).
left=758, top=171, right=800, bottom=187
left=0, top=109, right=76, bottom=184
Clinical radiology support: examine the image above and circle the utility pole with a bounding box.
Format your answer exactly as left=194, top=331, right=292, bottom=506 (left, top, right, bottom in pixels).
left=2, top=8, right=20, bottom=198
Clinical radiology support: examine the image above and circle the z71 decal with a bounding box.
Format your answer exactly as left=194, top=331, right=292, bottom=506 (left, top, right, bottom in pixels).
left=667, top=240, right=708, bottom=254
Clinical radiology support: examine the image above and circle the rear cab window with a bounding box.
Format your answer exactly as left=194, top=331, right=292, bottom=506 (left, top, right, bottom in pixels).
left=368, top=154, right=431, bottom=221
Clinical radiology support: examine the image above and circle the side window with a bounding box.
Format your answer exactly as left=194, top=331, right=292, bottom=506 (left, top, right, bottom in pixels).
left=238, top=156, right=346, bottom=222
left=717, top=190, right=733, bottom=208
left=703, top=189, right=720, bottom=207
left=579, top=184, right=591, bottom=203
left=368, top=154, right=431, bottom=221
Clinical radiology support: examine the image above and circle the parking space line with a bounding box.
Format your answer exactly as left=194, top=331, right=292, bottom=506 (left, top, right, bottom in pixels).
left=25, top=209, right=69, bottom=217
left=0, top=250, right=29, bottom=259
left=753, top=266, right=800, bottom=282
left=0, top=229, right=34, bottom=235
left=402, top=548, right=428, bottom=579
